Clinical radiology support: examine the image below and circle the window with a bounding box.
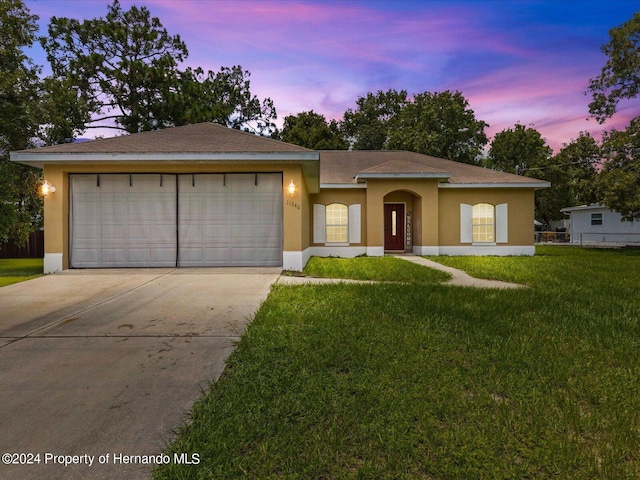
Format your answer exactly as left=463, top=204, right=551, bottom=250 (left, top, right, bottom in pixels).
left=472, top=203, right=495, bottom=242
left=461, top=203, right=508, bottom=244
left=313, top=203, right=361, bottom=245
left=326, top=204, right=349, bottom=243
left=591, top=213, right=603, bottom=226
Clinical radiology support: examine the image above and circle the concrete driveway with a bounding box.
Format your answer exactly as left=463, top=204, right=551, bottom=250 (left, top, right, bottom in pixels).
left=0, top=268, right=280, bottom=480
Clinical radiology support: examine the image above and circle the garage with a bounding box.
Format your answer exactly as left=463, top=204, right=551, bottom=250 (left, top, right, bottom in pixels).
left=69, top=173, right=283, bottom=268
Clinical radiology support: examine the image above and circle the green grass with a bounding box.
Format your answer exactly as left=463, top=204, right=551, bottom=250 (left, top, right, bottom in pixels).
left=155, top=247, right=640, bottom=479
left=302, top=255, right=451, bottom=284
left=0, top=258, right=44, bottom=287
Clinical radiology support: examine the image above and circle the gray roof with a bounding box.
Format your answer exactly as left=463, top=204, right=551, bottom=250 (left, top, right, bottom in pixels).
left=319, top=151, right=549, bottom=186
left=14, top=122, right=312, bottom=154
left=11, top=123, right=548, bottom=188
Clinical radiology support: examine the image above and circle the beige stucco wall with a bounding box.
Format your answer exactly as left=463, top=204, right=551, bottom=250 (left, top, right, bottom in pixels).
left=41, top=160, right=538, bottom=270
left=42, top=162, right=308, bottom=269
left=309, top=189, right=367, bottom=245
left=438, top=187, right=536, bottom=246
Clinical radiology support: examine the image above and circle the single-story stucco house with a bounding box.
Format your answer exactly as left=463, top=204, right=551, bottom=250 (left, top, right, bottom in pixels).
left=561, top=204, right=640, bottom=246
left=11, top=122, right=549, bottom=274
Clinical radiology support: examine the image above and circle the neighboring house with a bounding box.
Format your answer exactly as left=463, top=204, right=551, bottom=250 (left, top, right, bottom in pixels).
left=561, top=204, right=640, bottom=246
left=11, top=123, right=549, bottom=274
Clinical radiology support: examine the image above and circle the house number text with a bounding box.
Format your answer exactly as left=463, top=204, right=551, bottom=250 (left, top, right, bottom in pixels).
left=286, top=200, right=301, bottom=210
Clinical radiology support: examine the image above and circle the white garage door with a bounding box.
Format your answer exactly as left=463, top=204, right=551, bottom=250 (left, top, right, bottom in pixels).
left=178, top=173, right=282, bottom=266
left=69, top=173, right=282, bottom=268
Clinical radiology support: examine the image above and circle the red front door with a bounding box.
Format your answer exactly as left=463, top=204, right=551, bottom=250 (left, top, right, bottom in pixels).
left=384, top=204, right=405, bottom=251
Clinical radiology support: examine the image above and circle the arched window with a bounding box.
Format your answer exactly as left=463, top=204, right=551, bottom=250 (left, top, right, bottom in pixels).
left=326, top=203, right=349, bottom=243
left=472, top=203, right=495, bottom=243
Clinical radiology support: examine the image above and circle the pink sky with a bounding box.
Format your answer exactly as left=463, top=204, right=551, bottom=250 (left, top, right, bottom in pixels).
left=27, top=0, right=639, bottom=152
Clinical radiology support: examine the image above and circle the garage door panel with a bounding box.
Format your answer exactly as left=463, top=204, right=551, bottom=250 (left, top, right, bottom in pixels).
left=74, top=225, right=99, bottom=241
left=204, top=225, right=230, bottom=241
left=70, top=174, right=177, bottom=268
left=257, top=250, right=281, bottom=265
left=71, top=173, right=281, bottom=268
left=102, top=225, right=125, bottom=239
left=100, top=248, right=126, bottom=264
left=72, top=248, right=98, bottom=264
left=231, top=247, right=256, bottom=263
left=177, top=173, right=282, bottom=267
left=128, top=248, right=152, bottom=263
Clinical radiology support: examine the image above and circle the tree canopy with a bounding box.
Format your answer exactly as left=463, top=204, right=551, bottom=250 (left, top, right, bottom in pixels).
left=41, top=0, right=276, bottom=135
left=341, top=89, right=408, bottom=150
left=42, top=0, right=187, bottom=133
left=386, top=90, right=488, bottom=164
left=597, top=118, right=640, bottom=221
left=487, top=124, right=560, bottom=223
left=551, top=132, right=601, bottom=207
left=340, top=89, right=488, bottom=164
left=587, top=10, right=640, bottom=123
left=165, top=66, right=277, bottom=135
left=0, top=0, right=44, bottom=246
left=275, top=111, right=348, bottom=150
left=486, top=124, right=552, bottom=175
left=587, top=10, right=640, bottom=221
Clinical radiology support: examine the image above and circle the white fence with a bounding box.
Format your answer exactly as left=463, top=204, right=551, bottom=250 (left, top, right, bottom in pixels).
left=535, top=231, right=640, bottom=247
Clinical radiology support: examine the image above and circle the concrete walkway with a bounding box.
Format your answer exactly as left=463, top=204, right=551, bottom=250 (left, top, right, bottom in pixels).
left=394, top=255, right=525, bottom=289
left=276, top=255, right=525, bottom=289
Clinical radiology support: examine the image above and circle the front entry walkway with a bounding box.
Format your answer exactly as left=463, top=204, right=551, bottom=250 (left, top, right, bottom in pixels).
left=393, top=255, right=525, bottom=289
left=276, top=255, right=525, bottom=289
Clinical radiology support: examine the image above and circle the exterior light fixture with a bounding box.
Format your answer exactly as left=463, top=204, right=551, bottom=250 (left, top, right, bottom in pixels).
left=287, top=179, right=296, bottom=196
left=41, top=180, right=56, bottom=196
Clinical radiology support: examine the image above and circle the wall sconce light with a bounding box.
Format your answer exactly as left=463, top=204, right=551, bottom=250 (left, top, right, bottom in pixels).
left=41, top=180, right=56, bottom=196
left=287, top=179, right=296, bottom=196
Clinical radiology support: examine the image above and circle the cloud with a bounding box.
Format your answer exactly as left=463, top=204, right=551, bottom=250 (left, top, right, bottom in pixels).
left=25, top=0, right=639, bottom=151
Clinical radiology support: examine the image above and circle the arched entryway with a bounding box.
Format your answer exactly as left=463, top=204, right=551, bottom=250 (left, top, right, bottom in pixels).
left=383, top=190, right=421, bottom=252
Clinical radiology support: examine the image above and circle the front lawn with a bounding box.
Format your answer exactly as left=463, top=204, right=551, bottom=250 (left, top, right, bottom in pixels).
left=155, top=247, right=640, bottom=479
left=0, top=258, right=44, bottom=287
left=303, top=255, right=451, bottom=284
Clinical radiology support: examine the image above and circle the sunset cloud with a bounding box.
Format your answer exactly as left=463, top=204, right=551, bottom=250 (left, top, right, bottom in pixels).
left=26, top=0, right=638, bottom=152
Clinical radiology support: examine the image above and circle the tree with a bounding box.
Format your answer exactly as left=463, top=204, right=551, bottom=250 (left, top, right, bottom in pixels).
left=587, top=11, right=640, bottom=123
left=41, top=0, right=188, bottom=134
left=597, top=118, right=640, bottom=221
left=386, top=90, right=489, bottom=164
left=164, top=66, right=277, bottom=135
left=275, top=111, right=348, bottom=149
left=41, top=1, right=277, bottom=135
left=486, top=124, right=552, bottom=174
left=487, top=124, right=557, bottom=223
left=587, top=10, right=640, bottom=221
left=0, top=0, right=43, bottom=246
left=341, top=89, right=408, bottom=150
left=551, top=132, right=601, bottom=206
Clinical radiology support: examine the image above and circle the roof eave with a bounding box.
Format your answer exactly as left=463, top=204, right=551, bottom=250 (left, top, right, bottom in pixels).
left=439, top=182, right=551, bottom=189
left=10, top=151, right=319, bottom=168
left=560, top=204, right=606, bottom=213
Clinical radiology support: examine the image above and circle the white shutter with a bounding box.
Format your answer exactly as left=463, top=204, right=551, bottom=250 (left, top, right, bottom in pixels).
left=496, top=203, right=508, bottom=243
left=313, top=204, right=326, bottom=244
left=460, top=204, right=473, bottom=243
left=348, top=204, right=361, bottom=244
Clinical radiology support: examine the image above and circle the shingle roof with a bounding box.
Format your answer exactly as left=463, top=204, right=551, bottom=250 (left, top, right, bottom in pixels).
left=319, top=151, right=548, bottom=186
left=16, top=122, right=312, bottom=154
left=13, top=123, right=547, bottom=188
left=357, top=159, right=450, bottom=176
